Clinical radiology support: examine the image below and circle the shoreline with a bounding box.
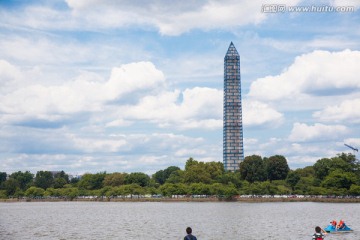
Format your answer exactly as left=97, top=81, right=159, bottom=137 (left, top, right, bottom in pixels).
left=2, top=197, right=360, bottom=203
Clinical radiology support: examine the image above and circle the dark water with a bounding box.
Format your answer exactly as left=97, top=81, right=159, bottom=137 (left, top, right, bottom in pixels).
left=0, top=201, right=359, bottom=239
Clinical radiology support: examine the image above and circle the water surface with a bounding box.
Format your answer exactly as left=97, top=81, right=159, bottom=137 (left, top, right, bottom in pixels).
left=0, top=201, right=359, bottom=239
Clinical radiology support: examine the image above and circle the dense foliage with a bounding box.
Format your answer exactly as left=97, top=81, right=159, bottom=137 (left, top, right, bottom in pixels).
left=1, top=153, right=359, bottom=199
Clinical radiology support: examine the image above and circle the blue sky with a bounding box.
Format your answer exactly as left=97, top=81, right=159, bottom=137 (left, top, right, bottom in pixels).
left=0, top=0, right=359, bottom=174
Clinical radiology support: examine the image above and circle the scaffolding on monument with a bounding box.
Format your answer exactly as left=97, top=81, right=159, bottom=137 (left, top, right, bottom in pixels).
left=223, top=42, right=244, bottom=171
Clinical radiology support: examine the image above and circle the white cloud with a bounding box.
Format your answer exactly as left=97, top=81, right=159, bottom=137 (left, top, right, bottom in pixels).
left=62, top=0, right=303, bottom=35
left=262, top=36, right=360, bottom=53
left=105, top=119, right=132, bottom=127
left=67, top=133, right=128, bottom=153
left=243, top=100, right=284, bottom=127
left=279, top=142, right=332, bottom=158
left=289, top=122, right=348, bottom=142
left=313, top=98, right=360, bottom=123
left=118, top=84, right=287, bottom=129
left=118, top=86, right=285, bottom=130
left=248, top=50, right=360, bottom=101
left=120, top=87, right=223, bottom=129
left=0, top=59, right=22, bottom=84
left=330, top=0, right=360, bottom=9
left=287, top=155, right=321, bottom=165
left=0, top=61, right=165, bottom=122
left=1, top=58, right=284, bottom=131
left=0, top=33, right=151, bottom=74
left=243, top=136, right=352, bottom=167
left=0, top=126, right=216, bottom=173
left=307, top=37, right=360, bottom=50
left=104, top=62, right=165, bottom=100
left=257, top=138, right=283, bottom=155
left=0, top=35, right=89, bottom=65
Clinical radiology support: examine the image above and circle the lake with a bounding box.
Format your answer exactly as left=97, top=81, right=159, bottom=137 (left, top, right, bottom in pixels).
left=0, top=201, right=359, bottom=239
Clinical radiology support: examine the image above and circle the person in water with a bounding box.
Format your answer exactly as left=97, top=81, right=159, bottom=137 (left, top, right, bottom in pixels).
left=312, top=226, right=326, bottom=240
left=184, top=227, right=197, bottom=240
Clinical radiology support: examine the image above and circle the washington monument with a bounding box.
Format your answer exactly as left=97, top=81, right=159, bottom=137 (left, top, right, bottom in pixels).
left=223, top=42, right=244, bottom=171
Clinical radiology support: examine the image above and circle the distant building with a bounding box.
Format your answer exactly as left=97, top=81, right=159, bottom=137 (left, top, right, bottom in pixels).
left=50, top=171, right=62, bottom=177
left=223, top=42, right=244, bottom=171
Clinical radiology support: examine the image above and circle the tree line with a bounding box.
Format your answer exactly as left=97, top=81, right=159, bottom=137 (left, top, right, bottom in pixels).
left=1, top=153, right=360, bottom=200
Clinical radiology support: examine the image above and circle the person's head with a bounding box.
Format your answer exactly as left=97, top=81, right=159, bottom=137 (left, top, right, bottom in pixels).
left=186, top=227, right=192, bottom=234
left=315, top=226, right=321, bottom=233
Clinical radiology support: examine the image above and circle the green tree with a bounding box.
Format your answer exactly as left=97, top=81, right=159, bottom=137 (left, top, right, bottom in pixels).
left=59, top=187, right=79, bottom=200
left=277, top=185, right=292, bottom=195
left=294, top=177, right=315, bottom=194
left=165, top=170, right=184, bottom=184
left=204, top=162, right=225, bottom=180
left=54, top=171, right=69, bottom=183
left=53, top=178, right=68, bottom=189
left=238, top=180, right=250, bottom=195
left=321, top=170, right=357, bottom=190
left=0, top=190, right=7, bottom=199
left=313, top=158, right=332, bottom=180
left=248, top=182, right=264, bottom=195
left=189, top=183, right=210, bottom=195
left=209, top=183, right=227, bottom=196
left=25, top=186, right=45, bottom=197
left=103, top=172, right=127, bottom=187
left=159, top=183, right=178, bottom=197
left=53, top=171, right=69, bottom=189
left=254, top=181, right=278, bottom=195
left=34, top=171, right=54, bottom=190
left=271, top=179, right=289, bottom=194
left=313, top=156, right=353, bottom=180
left=307, top=186, right=328, bottom=195
left=183, top=159, right=224, bottom=183
left=174, top=183, right=189, bottom=195
left=153, top=170, right=165, bottom=184
left=286, top=171, right=301, bottom=191
left=326, top=187, right=348, bottom=196
left=44, top=188, right=60, bottom=197
left=265, top=155, right=290, bottom=181
left=70, top=177, right=80, bottom=184
left=239, top=155, right=266, bottom=183
left=125, top=172, right=150, bottom=187
left=98, top=186, right=112, bottom=197
left=0, top=172, right=7, bottom=186
left=10, top=171, right=34, bottom=190
left=3, top=178, right=20, bottom=196
left=337, top=152, right=357, bottom=165
left=209, top=183, right=238, bottom=198
left=216, top=171, right=242, bottom=188
left=185, top=157, right=198, bottom=171
left=183, top=162, right=212, bottom=184
left=106, top=186, right=123, bottom=197
left=295, top=166, right=315, bottom=177
left=349, top=184, right=360, bottom=196
left=329, top=157, right=352, bottom=173
left=123, top=184, right=145, bottom=196
left=78, top=172, right=106, bottom=190
left=223, top=184, right=238, bottom=199
left=153, top=166, right=180, bottom=184
left=144, top=186, right=159, bottom=195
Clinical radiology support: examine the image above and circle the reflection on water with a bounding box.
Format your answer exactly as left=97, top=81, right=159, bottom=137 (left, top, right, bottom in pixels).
left=0, top=201, right=359, bottom=240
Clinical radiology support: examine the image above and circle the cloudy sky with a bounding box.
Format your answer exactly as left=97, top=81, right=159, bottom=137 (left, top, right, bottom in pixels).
left=1, top=0, right=359, bottom=175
